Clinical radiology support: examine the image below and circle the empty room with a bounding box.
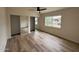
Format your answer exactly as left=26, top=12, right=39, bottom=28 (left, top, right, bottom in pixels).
left=0, top=7, right=79, bottom=52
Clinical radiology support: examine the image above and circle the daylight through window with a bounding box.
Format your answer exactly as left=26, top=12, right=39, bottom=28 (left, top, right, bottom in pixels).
left=45, top=15, right=61, bottom=28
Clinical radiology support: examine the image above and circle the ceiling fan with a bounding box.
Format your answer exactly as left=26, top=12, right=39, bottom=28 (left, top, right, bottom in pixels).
left=37, top=7, right=47, bottom=13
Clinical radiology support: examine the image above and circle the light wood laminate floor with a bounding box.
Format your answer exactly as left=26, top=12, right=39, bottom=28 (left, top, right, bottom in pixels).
left=5, top=30, right=79, bottom=52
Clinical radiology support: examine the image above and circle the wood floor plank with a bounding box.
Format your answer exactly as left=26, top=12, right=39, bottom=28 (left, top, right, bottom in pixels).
left=5, top=30, right=79, bottom=52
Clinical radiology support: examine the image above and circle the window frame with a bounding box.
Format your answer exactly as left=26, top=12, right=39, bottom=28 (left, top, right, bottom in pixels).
left=45, top=15, right=62, bottom=29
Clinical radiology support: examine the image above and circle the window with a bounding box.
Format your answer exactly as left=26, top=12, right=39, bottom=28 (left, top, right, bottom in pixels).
left=45, top=15, right=61, bottom=28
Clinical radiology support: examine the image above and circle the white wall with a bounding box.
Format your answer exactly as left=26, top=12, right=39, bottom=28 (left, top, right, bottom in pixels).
left=0, top=8, right=7, bottom=51
left=20, top=16, right=28, bottom=28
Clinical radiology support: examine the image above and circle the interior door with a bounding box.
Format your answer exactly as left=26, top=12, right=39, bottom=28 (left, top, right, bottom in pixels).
left=30, top=17, right=35, bottom=31
left=10, top=15, right=20, bottom=36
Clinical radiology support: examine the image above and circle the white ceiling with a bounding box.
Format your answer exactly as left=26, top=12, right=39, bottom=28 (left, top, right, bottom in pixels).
left=8, top=7, right=66, bottom=13
left=39, top=7, right=66, bottom=13
left=22, top=7, right=66, bottom=13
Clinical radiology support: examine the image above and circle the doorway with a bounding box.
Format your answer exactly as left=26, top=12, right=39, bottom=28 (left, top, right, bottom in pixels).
left=30, top=17, right=38, bottom=32
left=30, top=17, right=35, bottom=31
left=10, top=15, right=20, bottom=36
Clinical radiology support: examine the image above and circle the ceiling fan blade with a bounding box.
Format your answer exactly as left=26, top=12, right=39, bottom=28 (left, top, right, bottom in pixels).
left=40, top=8, right=47, bottom=11
left=37, top=7, right=47, bottom=13
left=37, top=7, right=40, bottom=11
